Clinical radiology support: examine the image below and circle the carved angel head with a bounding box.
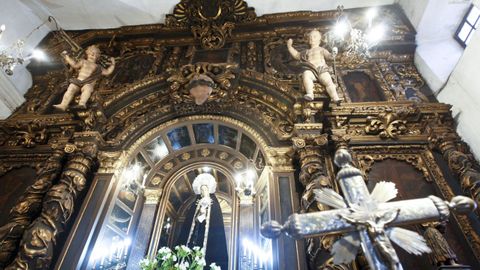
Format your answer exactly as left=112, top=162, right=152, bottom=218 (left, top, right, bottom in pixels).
left=187, top=74, right=215, bottom=105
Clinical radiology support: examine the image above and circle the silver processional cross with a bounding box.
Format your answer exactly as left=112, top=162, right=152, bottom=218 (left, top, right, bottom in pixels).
left=261, top=149, right=477, bottom=270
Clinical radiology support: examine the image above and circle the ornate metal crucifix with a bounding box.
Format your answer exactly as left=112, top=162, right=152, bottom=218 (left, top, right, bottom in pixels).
left=261, top=149, right=477, bottom=270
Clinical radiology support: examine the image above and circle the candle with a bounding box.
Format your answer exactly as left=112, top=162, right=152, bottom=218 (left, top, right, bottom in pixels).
left=100, top=254, right=105, bottom=268
left=91, top=257, right=97, bottom=270
left=117, top=245, right=124, bottom=260
left=108, top=249, right=113, bottom=264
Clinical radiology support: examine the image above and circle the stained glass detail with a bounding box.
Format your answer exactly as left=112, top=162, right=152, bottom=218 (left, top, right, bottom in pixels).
left=111, top=204, right=132, bottom=232
left=167, top=126, right=191, bottom=150
left=125, top=153, right=151, bottom=184
left=168, top=191, right=182, bottom=210
left=193, top=123, right=215, bottom=144
left=118, top=187, right=138, bottom=210
left=218, top=125, right=238, bottom=149
left=217, top=171, right=230, bottom=194
left=145, top=136, right=169, bottom=163
left=239, top=134, right=256, bottom=159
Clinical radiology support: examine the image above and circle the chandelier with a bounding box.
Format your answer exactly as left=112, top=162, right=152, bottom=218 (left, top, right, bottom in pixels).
left=325, top=5, right=386, bottom=59
left=0, top=17, right=57, bottom=75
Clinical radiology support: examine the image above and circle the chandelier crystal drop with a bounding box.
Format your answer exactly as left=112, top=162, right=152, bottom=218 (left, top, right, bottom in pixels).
left=325, top=5, right=386, bottom=59
left=0, top=17, right=57, bottom=75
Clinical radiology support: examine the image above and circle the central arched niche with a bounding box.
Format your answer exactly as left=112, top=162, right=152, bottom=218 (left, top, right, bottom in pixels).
left=156, top=164, right=235, bottom=264
left=89, top=115, right=275, bottom=270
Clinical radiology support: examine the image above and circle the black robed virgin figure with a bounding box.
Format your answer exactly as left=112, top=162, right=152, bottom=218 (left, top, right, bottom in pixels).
left=175, top=173, right=229, bottom=269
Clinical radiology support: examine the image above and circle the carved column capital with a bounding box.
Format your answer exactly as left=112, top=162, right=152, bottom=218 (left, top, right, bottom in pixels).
left=265, top=147, right=295, bottom=172
left=331, top=129, right=351, bottom=150
left=98, top=151, right=124, bottom=174
left=292, top=137, right=306, bottom=150
left=144, top=189, right=162, bottom=205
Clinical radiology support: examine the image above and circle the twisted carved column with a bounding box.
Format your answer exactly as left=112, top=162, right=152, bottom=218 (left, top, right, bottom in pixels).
left=293, top=134, right=335, bottom=269
left=437, top=139, right=480, bottom=209
left=5, top=142, right=97, bottom=270
left=0, top=148, right=65, bottom=268
left=293, top=135, right=330, bottom=214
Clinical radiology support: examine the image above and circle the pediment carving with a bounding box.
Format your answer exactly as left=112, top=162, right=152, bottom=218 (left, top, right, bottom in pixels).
left=166, top=0, right=256, bottom=49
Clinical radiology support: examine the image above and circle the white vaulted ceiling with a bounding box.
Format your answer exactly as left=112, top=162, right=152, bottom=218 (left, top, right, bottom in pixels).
left=26, top=0, right=395, bottom=30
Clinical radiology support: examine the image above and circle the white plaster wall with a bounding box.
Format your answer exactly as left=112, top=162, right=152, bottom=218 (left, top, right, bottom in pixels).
left=396, top=0, right=429, bottom=28
left=399, top=0, right=480, bottom=159
left=437, top=26, right=480, bottom=157
left=398, top=0, right=470, bottom=93
left=0, top=0, right=52, bottom=118
left=247, top=0, right=395, bottom=16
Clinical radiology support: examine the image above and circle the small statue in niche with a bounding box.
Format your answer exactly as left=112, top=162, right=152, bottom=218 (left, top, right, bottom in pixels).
left=53, top=45, right=115, bottom=111
left=187, top=74, right=214, bottom=105
left=287, top=30, right=341, bottom=104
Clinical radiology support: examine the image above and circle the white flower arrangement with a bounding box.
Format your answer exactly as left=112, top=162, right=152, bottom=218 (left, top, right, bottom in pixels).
left=139, top=245, right=221, bottom=270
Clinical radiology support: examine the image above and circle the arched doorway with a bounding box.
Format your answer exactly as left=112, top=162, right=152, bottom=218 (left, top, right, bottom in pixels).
left=85, top=116, right=274, bottom=270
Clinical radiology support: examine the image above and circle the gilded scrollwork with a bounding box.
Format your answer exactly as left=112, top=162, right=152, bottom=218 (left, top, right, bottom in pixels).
left=10, top=121, right=47, bottom=148
left=265, top=147, right=294, bottom=172
left=292, top=129, right=336, bottom=267
left=364, top=107, right=418, bottom=139
left=354, top=147, right=431, bottom=181
left=331, top=131, right=351, bottom=150
left=97, top=151, right=124, bottom=174
left=327, top=102, right=451, bottom=142
left=245, top=41, right=257, bottom=71
left=102, top=80, right=295, bottom=145
left=73, top=106, right=108, bottom=132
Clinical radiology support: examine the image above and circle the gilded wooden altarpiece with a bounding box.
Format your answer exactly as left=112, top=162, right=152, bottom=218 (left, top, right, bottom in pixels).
left=0, top=1, right=480, bottom=270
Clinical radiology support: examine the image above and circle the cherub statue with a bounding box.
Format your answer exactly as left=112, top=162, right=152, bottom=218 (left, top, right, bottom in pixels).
left=53, top=45, right=115, bottom=111
left=287, top=30, right=341, bottom=104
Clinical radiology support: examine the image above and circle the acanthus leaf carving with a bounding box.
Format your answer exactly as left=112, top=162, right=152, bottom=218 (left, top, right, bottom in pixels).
left=11, top=121, right=48, bottom=148
left=364, top=106, right=419, bottom=139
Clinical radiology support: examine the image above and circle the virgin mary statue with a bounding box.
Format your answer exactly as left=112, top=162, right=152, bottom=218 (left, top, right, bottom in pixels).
left=175, top=173, right=229, bottom=269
